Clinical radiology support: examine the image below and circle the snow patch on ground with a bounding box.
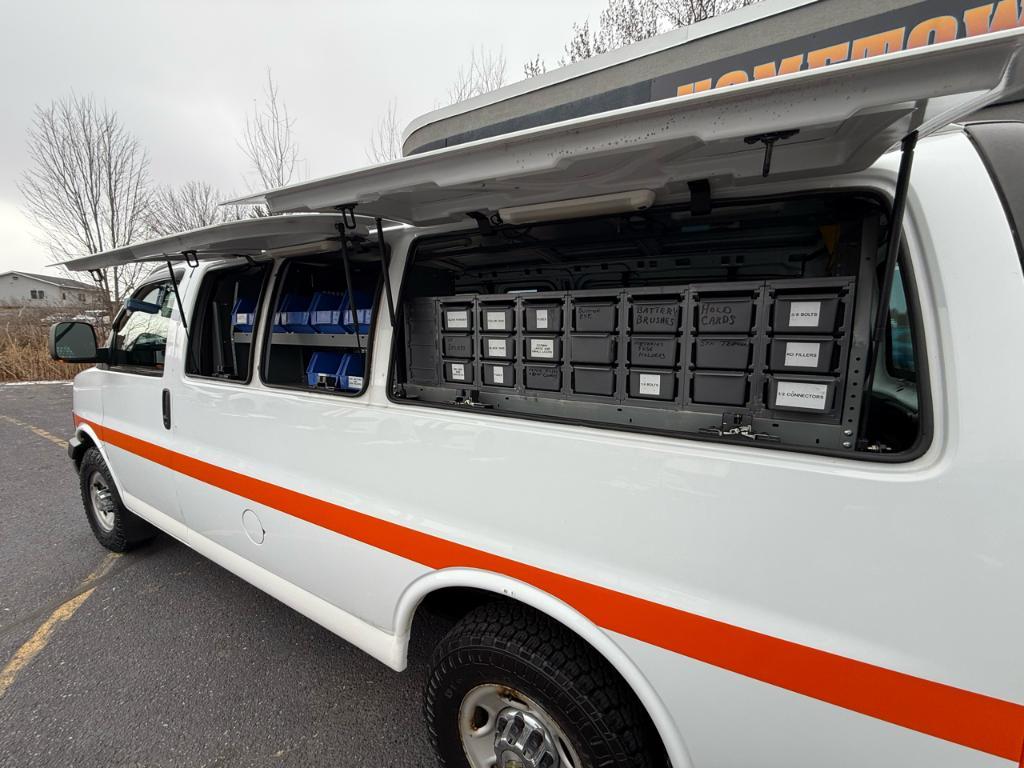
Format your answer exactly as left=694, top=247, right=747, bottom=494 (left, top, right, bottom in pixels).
left=0, top=380, right=73, bottom=386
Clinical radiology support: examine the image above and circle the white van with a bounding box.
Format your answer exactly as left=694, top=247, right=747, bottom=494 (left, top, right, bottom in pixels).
left=50, top=31, right=1024, bottom=768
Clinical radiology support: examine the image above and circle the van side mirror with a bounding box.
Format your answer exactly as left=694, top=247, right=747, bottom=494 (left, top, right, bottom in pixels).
left=49, top=321, right=104, bottom=363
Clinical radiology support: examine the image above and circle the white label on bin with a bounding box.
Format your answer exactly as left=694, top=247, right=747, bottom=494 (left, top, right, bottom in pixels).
left=450, top=363, right=466, bottom=381
left=485, top=311, right=507, bottom=331
left=487, top=339, right=508, bottom=357
left=530, top=338, right=555, bottom=359
left=788, top=301, right=821, bottom=327
left=535, top=309, right=549, bottom=329
left=784, top=341, right=820, bottom=368
left=347, top=376, right=363, bottom=389
left=775, top=380, right=829, bottom=410
left=639, top=373, right=662, bottom=396
left=445, top=309, right=469, bottom=329
left=492, top=366, right=505, bottom=384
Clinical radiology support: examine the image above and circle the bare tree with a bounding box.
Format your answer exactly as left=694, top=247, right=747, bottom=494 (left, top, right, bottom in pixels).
left=447, top=46, right=508, bottom=104
left=147, top=181, right=234, bottom=237
left=366, top=99, right=403, bottom=164
left=240, top=69, right=302, bottom=190
left=19, top=94, right=150, bottom=304
left=658, top=0, right=760, bottom=27
left=523, top=54, right=547, bottom=79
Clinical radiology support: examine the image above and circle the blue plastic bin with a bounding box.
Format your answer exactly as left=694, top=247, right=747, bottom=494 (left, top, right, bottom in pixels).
left=305, top=351, right=366, bottom=391
left=309, top=290, right=372, bottom=334
left=308, top=291, right=346, bottom=333
left=231, top=297, right=257, bottom=332
left=273, top=294, right=314, bottom=333
left=335, top=352, right=365, bottom=391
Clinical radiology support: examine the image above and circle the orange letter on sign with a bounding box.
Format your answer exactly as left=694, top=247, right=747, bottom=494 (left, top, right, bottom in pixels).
left=752, top=54, right=805, bottom=80
left=716, top=70, right=750, bottom=88
left=807, top=42, right=851, bottom=69
left=964, top=0, right=1024, bottom=35
left=907, top=16, right=959, bottom=48
left=851, top=28, right=906, bottom=59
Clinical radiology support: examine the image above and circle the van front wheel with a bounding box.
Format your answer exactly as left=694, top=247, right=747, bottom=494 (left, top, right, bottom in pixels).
left=79, top=447, right=155, bottom=552
left=425, top=602, right=656, bottom=768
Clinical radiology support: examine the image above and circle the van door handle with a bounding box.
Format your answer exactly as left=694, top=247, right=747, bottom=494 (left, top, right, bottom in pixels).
left=162, top=389, right=171, bottom=430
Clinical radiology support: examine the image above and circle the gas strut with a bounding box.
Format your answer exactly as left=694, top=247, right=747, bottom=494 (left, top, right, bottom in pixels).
left=858, top=130, right=918, bottom=440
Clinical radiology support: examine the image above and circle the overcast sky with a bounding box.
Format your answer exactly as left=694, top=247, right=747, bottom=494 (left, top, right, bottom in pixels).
left=0, top=0, right=601, bottom=274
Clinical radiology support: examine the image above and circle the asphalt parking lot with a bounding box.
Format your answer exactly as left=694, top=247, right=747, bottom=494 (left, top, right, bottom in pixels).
left=0, top=382, right=444, bottom=767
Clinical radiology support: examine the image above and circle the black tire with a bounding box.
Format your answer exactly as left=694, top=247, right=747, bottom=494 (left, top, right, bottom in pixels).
left=425, top=601, right=658, bottom=768
left=78, top=446, right=155, bottom=552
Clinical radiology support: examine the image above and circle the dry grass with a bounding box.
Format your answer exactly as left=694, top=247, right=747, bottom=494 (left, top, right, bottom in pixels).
left=0, top=306, right=109, bottom=383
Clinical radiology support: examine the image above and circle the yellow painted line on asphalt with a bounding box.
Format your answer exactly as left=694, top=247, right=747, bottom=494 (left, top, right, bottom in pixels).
left=0, top=553, right=120, bottom=699
left=0, top=413, right=69, bottom=449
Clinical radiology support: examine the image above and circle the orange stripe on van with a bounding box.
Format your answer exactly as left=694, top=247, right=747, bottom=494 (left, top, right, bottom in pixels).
left=78, top=416, right=1024, bottom=762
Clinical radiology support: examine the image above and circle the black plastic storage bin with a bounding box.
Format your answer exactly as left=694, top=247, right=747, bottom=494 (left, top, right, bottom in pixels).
left=482, top=336, right=515, bottom=360
left=524, top=305, right=562, bottom=332
left=443, top=360, right=474, bottom=384
left=573, top=366, right=615, bottom=396
left=772, top=296, right=840, bottom=334
left=769, top=337, right=836, bottom=374
left=630, top=300, right=679, bottom=333
left=442, top=335, right=474, bottom=359
left=629, top=336, right=678, bottom=367
left=694, top=336, right=750, bottom=370
left=525, top=336, right=562, bottom=362
left=482, top=362, right=514, bottom=387
left=574, top=301, right=617, bottom=333
left=692, top=371, right=749, bottom=406
left=697, top=297, right=754, bottom=333
left=768, top=376, right=836, bottom=412
left=570, top=335, right=616, bottom=365
left=481, top=306, right=514, bottom=332
left=627, top=369, right=676, bottom=401
left=525, top=364, right=562, bottom=391
left=442, top=304, right=473, bottom=331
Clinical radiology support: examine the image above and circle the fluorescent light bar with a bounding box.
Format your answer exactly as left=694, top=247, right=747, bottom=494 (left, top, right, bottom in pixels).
left=498, top=189, right=656, bottom=224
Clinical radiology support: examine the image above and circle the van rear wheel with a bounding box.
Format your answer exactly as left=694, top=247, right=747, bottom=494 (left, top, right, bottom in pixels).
left=425, top=602, right=656, bottom=768
left=79, top=447, right=155, bottom=552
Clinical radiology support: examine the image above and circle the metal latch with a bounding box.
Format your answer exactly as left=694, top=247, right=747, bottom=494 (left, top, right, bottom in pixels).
left=700, top=412, right=779, bottom=442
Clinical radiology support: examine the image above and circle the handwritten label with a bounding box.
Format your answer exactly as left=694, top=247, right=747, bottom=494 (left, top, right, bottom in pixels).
left=534, top=309, right=549, bottom=329
left=788, top=301, right=821, bottom=328
left=491, top=365, right=505, bottom=385
left=485, top=310, right=507, bottom=331
left=634, top=303, right=677, bottom=330
left=634, top=339, right=672, bottom=363
left=530, top=338, right=555, bottom=359
left=700, top=300, right=745, bottom=328
left=449, top=363, right=466, bottom=381
left=638, top=373, right=662, bottom=396
left=445, top=309, right=469, bottom=329
left=784, top=341, right=821, bottom=368
left=577, top=305, right=614, bottom=330
left=774, top=380, right=829, bottom=410
left=487, top=338, right=509, bottom=358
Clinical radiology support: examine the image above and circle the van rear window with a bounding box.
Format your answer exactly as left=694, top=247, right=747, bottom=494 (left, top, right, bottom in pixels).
left=391, top=193, right=925, bottom=459
left=261, top=253, right=378, bottom=395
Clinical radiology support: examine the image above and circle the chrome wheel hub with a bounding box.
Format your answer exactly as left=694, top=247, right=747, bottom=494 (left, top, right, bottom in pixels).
left=458, top=684, right=580, bottom=768
left=88, top=471, right=115, bottom=533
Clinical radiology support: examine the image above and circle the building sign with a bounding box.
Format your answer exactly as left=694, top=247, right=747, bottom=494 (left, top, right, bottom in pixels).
left=651, top=0, right=1024, bottom=99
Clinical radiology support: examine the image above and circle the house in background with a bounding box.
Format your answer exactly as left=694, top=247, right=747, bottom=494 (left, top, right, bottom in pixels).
left=0, top=271, right=105, bottom=307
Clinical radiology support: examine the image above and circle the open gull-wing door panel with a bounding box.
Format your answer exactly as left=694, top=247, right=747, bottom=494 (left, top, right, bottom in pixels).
left=58, top=213, right=360, bottom=273
left=231, top=29, right=1024, bottom=225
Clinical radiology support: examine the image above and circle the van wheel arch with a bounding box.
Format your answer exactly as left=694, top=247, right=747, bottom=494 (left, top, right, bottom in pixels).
left=397, top=572, right=684, bottom=767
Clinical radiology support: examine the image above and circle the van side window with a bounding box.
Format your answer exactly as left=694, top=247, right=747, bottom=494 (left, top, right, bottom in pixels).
left=886, top=266, right=916, bottom=381
left=186, top=263, right=270, bottom=382
left=261, top=254, right=377, bottom=395
left=109, top=281, right=175, bottom=371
